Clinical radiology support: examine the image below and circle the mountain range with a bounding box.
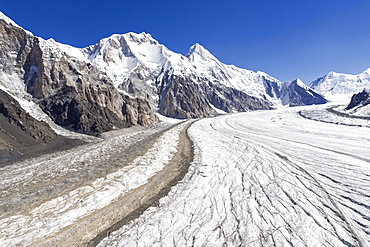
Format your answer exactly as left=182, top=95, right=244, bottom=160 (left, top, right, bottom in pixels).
left=310, top=69, right=370, bottom=100
left=1, top=11, right=368, bottom=140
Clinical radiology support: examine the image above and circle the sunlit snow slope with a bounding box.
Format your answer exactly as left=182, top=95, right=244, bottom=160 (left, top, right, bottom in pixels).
left=99, top=106, right=370, bottom=247
left=310, top=69, right=370, bottom=101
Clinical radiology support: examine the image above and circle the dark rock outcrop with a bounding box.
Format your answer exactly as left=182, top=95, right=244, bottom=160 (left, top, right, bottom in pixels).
left=157, top=74, right=215, bottom=119
left=281, top=79, right=327, bottom=107
left=345, top=89, right=370, bottom=110
left=203, top=83, right=271, bottom=113
left=0, top=89, right=58, bottom=143
left=156, top=73, right=271, bottom=119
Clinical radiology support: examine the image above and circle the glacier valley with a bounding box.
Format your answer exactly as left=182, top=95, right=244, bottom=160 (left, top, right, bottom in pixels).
left=97, top=105, right=370, bottom=247
left=1, top=105, right=369, bottom=246
left=1, top=10, right=370, bottom=247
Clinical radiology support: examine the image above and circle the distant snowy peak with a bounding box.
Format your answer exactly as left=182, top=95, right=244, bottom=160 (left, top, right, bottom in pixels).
left=310, top=68, right=370, bottom=101
left=185, top=44, right=283, bottom=100
left=289, top=78, right=308, bottom=89
left=362, top=68, right=370, bottom=77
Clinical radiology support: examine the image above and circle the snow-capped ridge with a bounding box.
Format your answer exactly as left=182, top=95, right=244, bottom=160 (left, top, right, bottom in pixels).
left=310, top=68, right=370, bottom=101
left=0, top=11, right=329, bottom=122
left=36, top=37, right=87, bottom=61
left=292, top=78, right=306, bottom=87
left=0, top=11, right=22, bottom=29
left=361, top=68, right=370, bottom=77
left=186, top=43, right=225, bottom=70
left=0, top=11, right=33, bottom=35
left=186, top=43, right=216, bottom=60
left=124, top=32, right=158, bottom=45
left=80, top=31, right=196, bottom=89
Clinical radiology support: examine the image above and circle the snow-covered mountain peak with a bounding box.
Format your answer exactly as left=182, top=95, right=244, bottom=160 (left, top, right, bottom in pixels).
left=310, top=69, right=370, bottom=101
left=123, top=32, right=158, bottom=45
left=326, top=71, right=337, bottom=78
left=81, top=32, right=193, bottom=87
left=361, top=68, right=370, bottom=77
left=186, top=43, right=221, bottom=66
left=187, top=43, right=212, bottom=59
left=293, top=78, right=306, bottom=87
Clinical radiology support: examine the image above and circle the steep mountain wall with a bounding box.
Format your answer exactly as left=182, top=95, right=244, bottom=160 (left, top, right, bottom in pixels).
left=345, top=89, right=370, bottom=110
left=0, top=17, right=158, bottom=135
left=84, top=33, right=325, bottom=118
left=281, top=79, right=327, bottom=106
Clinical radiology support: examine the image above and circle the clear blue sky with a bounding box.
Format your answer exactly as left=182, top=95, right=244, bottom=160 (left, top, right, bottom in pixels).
left=2, top=0, right=370, bottom=83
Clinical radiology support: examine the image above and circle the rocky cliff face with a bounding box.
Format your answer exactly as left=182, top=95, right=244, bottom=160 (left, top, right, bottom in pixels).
left=0, top=89, right=58, bottom=144
left=345, top=89, right=370, bottom=110
left=156, top=72, right=271, bottom=119
left=281, top=79, right=327, bottom=107
left=201, top=80, right=271, bottom=113
left=157, top=74, right=216, bottom=118
left=0, top=16, right=158, bottom=135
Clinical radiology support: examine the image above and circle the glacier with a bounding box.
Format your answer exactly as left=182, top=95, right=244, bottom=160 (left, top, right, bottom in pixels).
left=97, top=105, right=370, bottom=247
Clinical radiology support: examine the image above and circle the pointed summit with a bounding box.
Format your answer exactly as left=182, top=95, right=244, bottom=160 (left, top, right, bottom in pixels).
left=362, top=68, right=370, bottom=76
left=291, top=78, right=306, bottom=87
left=121, top=32, right=159, bottom=45
left=186, top=43, right=222, bottom=68
left=186, top=43, right=206, bottom=56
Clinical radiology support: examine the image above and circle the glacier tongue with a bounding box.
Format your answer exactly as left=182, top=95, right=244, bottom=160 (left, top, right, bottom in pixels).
left=98, top=106, right=368, bottom=246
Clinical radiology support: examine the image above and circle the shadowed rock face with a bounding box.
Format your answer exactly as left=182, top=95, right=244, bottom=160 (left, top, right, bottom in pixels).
left=281, top=79, right=327, bottom=107
left=157, top=73, right=270, bottom=119
left=203, top=82, right=271, bottom=113
left=0, top=89, right=58, bottom=144
left=345, top=89, right=370, bottom=110
left=157, top=74, right=215, bottom=119
left=0, top=19, right=158, bottom=134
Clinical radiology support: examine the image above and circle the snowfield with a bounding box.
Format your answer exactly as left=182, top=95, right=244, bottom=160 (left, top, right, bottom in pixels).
left=99, top=105, right=370, bottom=247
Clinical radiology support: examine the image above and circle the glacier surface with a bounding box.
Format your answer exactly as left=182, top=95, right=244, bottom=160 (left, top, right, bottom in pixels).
left=98, top=106, right=370, bottom=247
